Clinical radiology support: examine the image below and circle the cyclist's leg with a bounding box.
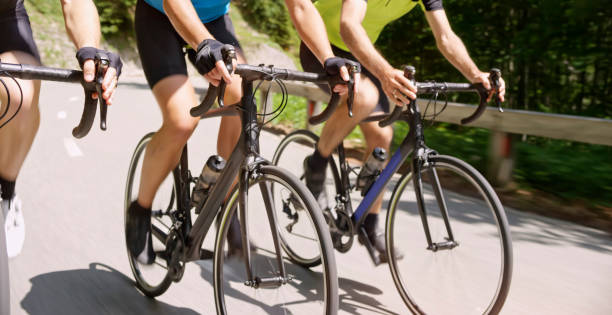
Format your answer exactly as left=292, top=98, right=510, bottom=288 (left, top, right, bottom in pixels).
left=0, top=3, right=42, bottom=258
left=0, top=51, right=40, bottom=185
left=299, top=43, right=378, bottom=205
left=203, top=14, right=247, bottom=254
left=128, top=0, right=202, bottom=264
left=300, top=43, right=379, bottom=157
left=357, top=73, right=401, bottom=260
left=358, top=72, right=393, bottom=217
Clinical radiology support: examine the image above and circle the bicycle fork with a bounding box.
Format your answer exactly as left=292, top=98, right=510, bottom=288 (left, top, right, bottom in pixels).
left=413, top=152, right=459, bottom=252
left=240, top=167, right=292, bottom=289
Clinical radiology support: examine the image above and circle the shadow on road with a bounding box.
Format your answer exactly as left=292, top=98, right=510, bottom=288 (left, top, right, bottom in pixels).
left=196, top=251, right=399, bottom=315
left=20, top=263, right=197, bottom=315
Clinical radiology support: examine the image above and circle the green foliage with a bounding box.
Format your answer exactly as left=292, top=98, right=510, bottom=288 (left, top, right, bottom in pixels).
left=233, top=0, right=298, bottom=50
left=377, top=0, right=612, bottom=118
left=93, top=0, right=136, bottom=37
left=514, top=139, right=612, bottom=206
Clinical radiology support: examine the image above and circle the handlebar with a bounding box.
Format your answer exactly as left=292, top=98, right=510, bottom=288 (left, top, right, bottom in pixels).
left=0, top=53, right=110, bottom=138
left=378, top=66, right=503, bottom=127
left=189, top=46, right=360, bottom=124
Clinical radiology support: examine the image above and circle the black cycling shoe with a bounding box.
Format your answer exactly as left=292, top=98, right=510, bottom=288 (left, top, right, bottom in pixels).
left=226, top=213, right=257, bottom=259
left=126, top=201, right=156, bottom=265
left=303, top=155, right=329, bottom=210
left=361, top=214, right=404, bottom=263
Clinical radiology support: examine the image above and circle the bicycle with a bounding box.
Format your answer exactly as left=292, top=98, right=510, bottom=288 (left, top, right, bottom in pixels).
left=272, top=66, right=513, bottom=314
left=0, top=55, right=111, bottom=314
left=124, top=46, right=359, bottom=314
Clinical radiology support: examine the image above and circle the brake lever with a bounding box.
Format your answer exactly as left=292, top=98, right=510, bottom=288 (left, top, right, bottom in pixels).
left=95, top=52, right=109, bottom=130
left=72, top=53, right=110, bottom=138
left=490, top=68, right=503, bottom=113
left=346, top=61, right=360, bottom=117
left=216, top=45, right=235, bottom=108
left=190, top=45, right=236, bottom=118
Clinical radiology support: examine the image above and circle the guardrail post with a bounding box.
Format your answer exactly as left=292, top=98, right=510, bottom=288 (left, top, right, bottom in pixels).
left=306, top=100, right=322, bottom=131
left=488, top=131, right=515, bottom=188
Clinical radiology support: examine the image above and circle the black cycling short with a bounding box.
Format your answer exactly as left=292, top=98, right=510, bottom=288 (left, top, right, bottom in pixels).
left=0, top=0, right=41, bottom=61
left=135, top=0, right=243, bottom=88
left=299, top=42, right=390, bottom=114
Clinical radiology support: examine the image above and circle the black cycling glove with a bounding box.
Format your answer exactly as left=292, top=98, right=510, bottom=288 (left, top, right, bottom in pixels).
left=76, top=47, right=123, bottom=77
left=195, top=39, right=226, bottom=75
left=324, top=57, right=360, bottom=77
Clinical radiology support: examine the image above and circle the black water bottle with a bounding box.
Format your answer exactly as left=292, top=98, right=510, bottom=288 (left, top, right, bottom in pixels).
left=191, top=155, right=226, bottom=212
left=356, top=147, right=387, bottom=196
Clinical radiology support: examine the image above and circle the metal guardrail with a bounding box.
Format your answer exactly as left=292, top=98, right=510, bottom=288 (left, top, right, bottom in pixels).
left=265, top=81, right=612, bottom=147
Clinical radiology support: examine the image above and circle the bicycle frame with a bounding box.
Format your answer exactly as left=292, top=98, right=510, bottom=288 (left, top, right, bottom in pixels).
left=152, top=78, right=290, bottom=288
left=339, top=99, right=457, bottom=253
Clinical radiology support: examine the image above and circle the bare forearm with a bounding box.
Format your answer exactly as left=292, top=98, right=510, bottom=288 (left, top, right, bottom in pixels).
left=61, top=0, right=100, bottom=48
left=436, top=32, right=481, bottom=81
left=285, top=0, right=334, bottom=64
left=340, top=22, right=392, bottom=78
left=163, top=0, right=213, bottom=49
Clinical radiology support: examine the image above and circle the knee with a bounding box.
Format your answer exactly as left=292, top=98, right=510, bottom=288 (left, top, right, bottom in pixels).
left=352, top=83, right=378, bottom=118
left=164, top=117, right=198, bottom=144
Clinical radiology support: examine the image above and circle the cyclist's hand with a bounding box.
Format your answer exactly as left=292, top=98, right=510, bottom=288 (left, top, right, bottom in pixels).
left=196, top=39, right=235, bottom=87
left=76, top=47, right=122, bottom=105
left=381, top=67, right=416, bottom=106
left=324, top=57, right=359, bottom=96
left=471, top=72, right=505, bottom=103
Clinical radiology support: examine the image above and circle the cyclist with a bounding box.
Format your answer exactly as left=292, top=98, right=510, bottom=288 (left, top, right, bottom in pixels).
left=0, top=0, right=122, bottom=258
left=126, top=0, right=360, bottom=264
left=300, top=0, right=506, bottom=262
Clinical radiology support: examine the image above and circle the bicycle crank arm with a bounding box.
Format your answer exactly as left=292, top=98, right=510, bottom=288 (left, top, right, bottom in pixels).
left=427, top=239, right=459, bottom=252
left=244, top=276, right=293, bottom=289
left=358, top=227, right=382, bottom=266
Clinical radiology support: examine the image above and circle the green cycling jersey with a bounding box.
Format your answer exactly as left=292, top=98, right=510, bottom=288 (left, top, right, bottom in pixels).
left=315, top=0, right=443, bottom=51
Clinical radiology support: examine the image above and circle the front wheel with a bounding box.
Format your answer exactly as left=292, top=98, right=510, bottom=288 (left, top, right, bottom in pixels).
left=213, top=165, right=338, bottom=314
left=386, top=154, right=512, bottom=314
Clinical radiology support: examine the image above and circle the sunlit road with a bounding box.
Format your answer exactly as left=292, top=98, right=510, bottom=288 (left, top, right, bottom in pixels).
left=4, top=80, right=612, bottom=314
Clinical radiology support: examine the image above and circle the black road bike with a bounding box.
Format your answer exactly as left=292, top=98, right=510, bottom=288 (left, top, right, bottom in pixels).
left=124, top=46, right=359, bottom=314
left=272, top=66, right=513, bottom=314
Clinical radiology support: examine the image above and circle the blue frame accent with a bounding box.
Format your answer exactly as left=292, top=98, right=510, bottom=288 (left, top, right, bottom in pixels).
left=352, top=148, right=406, bottom=222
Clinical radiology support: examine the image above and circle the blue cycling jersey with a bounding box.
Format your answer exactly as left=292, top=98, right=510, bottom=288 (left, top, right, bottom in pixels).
left=144, top=0, right=230, bottom=23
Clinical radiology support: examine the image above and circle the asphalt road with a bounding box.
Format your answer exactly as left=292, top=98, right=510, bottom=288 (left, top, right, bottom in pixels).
left=3, top=80, right=612, bottom=314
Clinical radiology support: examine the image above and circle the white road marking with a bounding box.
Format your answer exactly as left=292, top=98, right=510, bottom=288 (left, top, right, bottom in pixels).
left=63, top=137, right=83, bottom=157
left=57, top=111, right=67, bottom=119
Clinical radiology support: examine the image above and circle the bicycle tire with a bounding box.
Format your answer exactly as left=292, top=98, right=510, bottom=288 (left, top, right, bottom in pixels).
left=213, top=165, right=338, bottom=315
left=386, top=154, right=513, bottom=314
left=124, top=132, right=175, bottom=297
left=271, top=129, right=342, bottom=267
left=0, top=209, right=9, bottom=315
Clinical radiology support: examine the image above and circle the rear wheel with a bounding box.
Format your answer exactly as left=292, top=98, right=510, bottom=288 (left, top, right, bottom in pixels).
left=272, top=130, right=347, bottom=266
left=124, top=132, right=178, bottom=297
left=213, top=165, right=338, bottom=314
left=387, top=154, right=512, bottom=314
